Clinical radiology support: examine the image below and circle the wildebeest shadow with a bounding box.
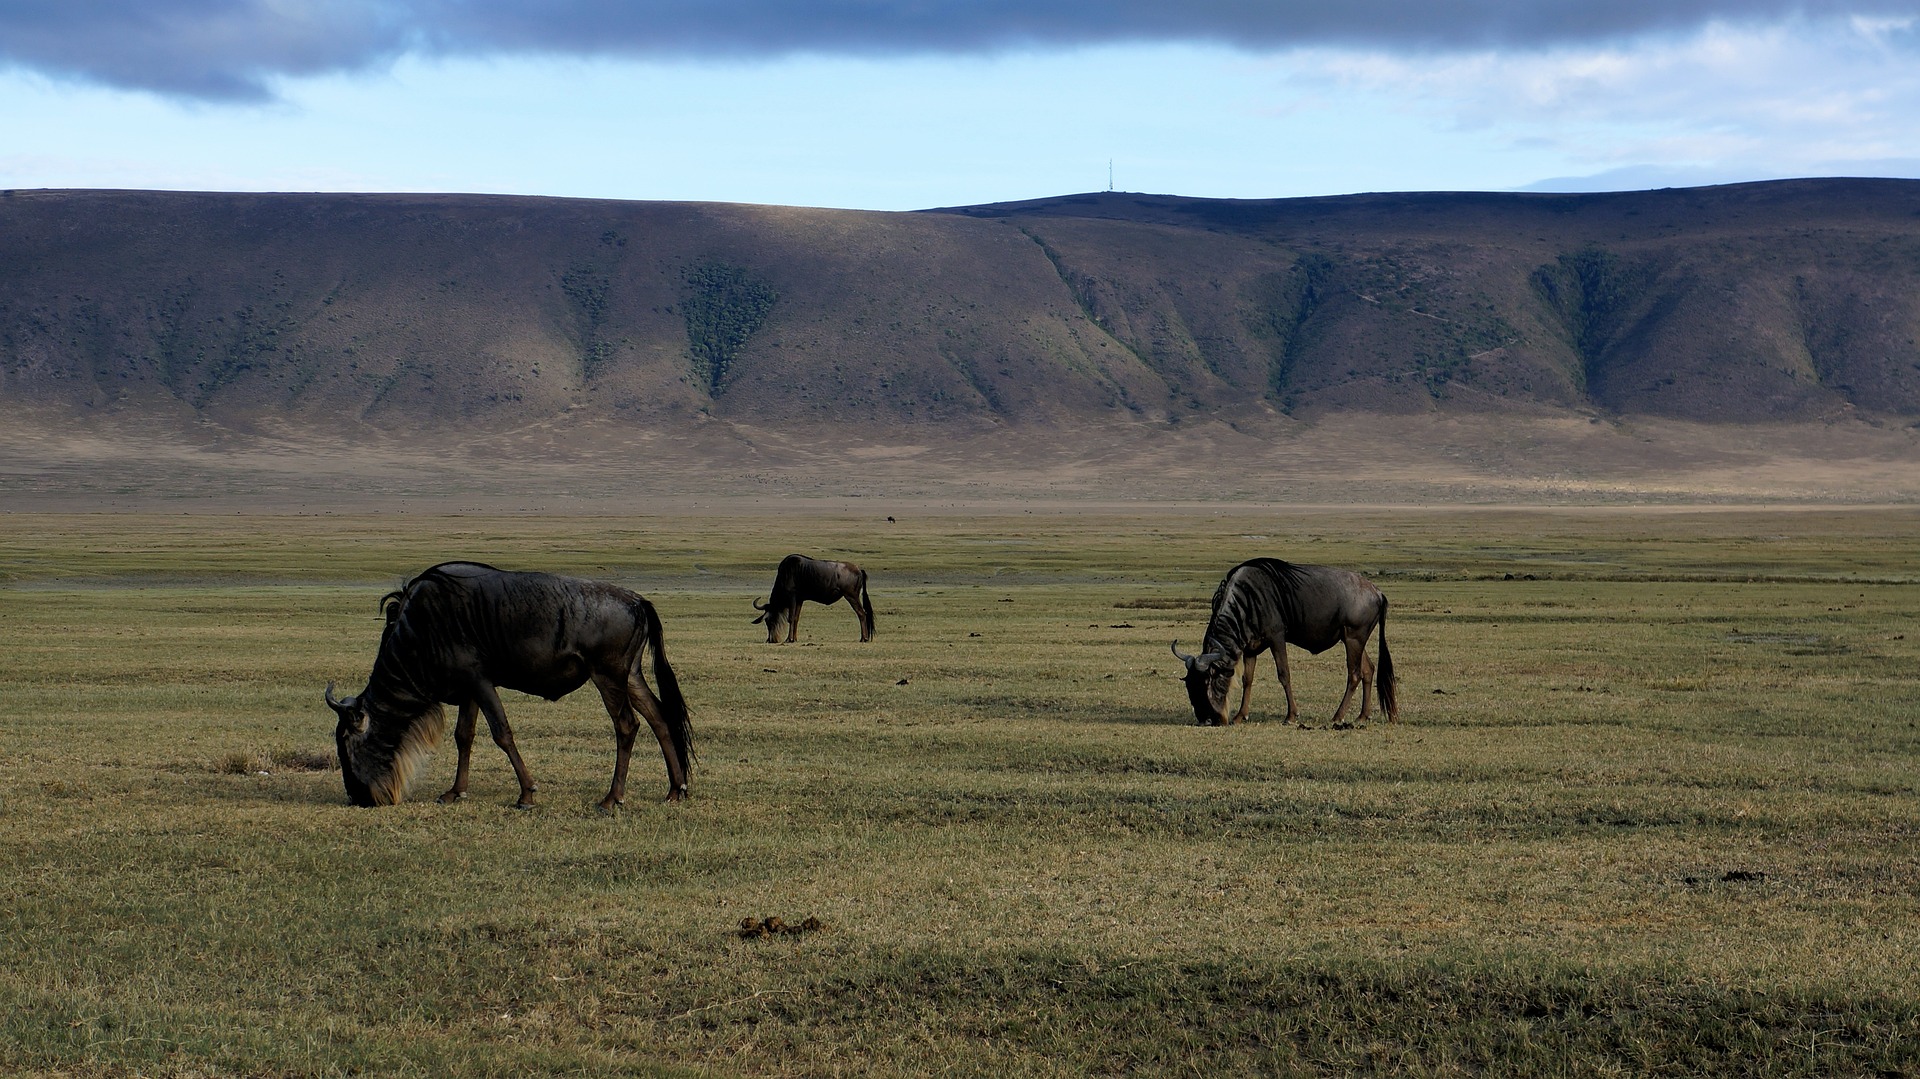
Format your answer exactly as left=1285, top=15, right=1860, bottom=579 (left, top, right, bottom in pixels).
left=196, top=773, right=347, bottom=807
left=1081, top=709, right=1349, bottom=728
left=1074, top=707, right=1382, bottom=728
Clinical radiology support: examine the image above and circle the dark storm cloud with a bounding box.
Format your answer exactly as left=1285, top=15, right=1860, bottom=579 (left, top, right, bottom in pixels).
left=4, top=0, right=1915, bottom=101
left=0, top=1, right=410, bottom=100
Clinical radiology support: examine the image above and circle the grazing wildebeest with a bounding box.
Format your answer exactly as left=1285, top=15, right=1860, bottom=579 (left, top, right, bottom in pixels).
left=324, top=561, right=692, bottom=810
left=752, top=554, right=875, bottom=643
left=1171, top=558, right=1397, bottom=727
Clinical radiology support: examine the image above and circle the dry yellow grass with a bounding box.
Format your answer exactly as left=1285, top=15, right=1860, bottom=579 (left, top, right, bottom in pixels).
left=1, top=507, right=1916, bottom=1075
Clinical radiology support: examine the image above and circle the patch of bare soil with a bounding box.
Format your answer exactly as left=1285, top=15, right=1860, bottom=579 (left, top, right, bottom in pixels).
left=2, top=408, right=1916, bottom=513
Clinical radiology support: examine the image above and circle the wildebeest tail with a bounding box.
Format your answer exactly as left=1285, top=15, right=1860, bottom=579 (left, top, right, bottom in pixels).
left=643, top=600, right=694, bottom=774
left=858, top=569, right=876, bottom=640
left=1376, top=596, right=1398, bottom=720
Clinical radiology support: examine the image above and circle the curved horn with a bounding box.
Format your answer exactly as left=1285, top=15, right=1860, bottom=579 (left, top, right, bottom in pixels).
left=752, top=598, right=768, bottom=612
left=324, top=682, right=358, bottom=720
left=1167, top=633, right=1198, bottom=668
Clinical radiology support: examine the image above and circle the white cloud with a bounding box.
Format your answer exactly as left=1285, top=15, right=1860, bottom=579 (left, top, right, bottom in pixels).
left=1272, top=18, right=1920, bottom=186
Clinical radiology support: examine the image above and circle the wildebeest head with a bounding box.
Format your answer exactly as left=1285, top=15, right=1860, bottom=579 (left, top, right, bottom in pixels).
left=750, top=598, right=786, bottom=644
left=325, top=682, right=377, bottom=806
left=1170, top=641, right=1233, bottom=726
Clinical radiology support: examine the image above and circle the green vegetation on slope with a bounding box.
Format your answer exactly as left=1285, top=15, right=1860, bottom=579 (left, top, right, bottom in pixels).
left=680, top=261, right=777, bottom=395
left=561, top=264, right=616, bottom=380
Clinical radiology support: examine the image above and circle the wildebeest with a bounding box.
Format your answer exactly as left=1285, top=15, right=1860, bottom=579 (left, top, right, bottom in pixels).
left=752, top=554, right=875, bottom=643
left=324, top=561, right=692, bottom=809
left=1171, top=558, right=1397, bottom=727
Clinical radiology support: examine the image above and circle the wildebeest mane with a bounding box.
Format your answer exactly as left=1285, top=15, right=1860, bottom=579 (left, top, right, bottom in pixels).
left=1203, top=558, right=1314, bottom=656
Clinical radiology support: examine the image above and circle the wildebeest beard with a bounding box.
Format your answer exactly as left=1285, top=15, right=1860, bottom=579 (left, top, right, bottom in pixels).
left=329, top=682, right=446, bottom=807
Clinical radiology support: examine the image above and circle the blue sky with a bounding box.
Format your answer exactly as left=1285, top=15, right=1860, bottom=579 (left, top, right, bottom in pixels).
left=5, top=2, right=1920, bottom=210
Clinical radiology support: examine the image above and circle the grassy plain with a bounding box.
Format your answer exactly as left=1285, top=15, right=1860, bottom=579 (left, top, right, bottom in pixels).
left=2, top=506, right=1917, bottom=1077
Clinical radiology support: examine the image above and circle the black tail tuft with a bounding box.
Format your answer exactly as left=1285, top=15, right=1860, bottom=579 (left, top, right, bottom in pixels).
left=645, top=602, right=694, bottom=775
left=1376, top=597, right=1398, bottom=720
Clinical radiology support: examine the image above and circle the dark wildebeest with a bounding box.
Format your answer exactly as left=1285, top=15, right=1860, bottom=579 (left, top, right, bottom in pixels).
left=1171, top=558, right=1397, bottom=727
left=752, top=554, right=875, bottom=643
left=324, top=561, right=692, bottom=810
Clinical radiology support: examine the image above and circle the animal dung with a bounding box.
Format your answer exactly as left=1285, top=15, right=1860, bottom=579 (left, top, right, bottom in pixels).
left=738, top=916, right=826, bottom=939
left=1680, top=870, right=1769, bottom=886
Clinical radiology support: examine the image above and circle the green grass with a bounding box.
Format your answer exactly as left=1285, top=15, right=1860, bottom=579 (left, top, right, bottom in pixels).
left=2, top=508, right=1917, bottom=1076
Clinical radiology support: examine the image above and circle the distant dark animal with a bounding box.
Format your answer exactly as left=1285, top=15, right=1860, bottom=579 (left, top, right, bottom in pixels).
left=1171, top=558, right=1397, bottom=727
left=752, top=554, right=874, bottom=643
left=324, top=561, right=691, bottom=809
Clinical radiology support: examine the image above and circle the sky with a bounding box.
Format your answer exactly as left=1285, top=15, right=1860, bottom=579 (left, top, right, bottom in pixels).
left=4, top=2, right=1920, bottom=211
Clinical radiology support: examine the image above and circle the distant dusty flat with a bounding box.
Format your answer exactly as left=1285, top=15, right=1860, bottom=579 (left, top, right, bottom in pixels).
left=4, top=409, right=1915, bottom=513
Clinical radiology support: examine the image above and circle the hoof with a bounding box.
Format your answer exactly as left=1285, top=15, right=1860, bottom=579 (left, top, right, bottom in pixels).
left=513, top=800, right=536, bottom=811
left=663, top=787, right=689, bottom=803
left=437, top=790, right=465, bottom=804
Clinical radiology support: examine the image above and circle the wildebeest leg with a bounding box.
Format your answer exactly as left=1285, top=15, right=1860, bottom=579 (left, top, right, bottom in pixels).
left=602, top=672, right=689, bottom=803
left=847, top=591, right=870, bottom=642
left=1357, top=639, right=1378, bottom=722
left=1274, top=641, right=1301, bottom=725
left=1329, top=630, right=1369, bottom=727
left=591, top=675, right=641, bottom=811
left=786, top=603, right=800, bottom=643
left=437, top=701, right=480, bottom=804
left=474, top=683, right=538, bottom=809
left=1231, top=651, right=1257, bottom=724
